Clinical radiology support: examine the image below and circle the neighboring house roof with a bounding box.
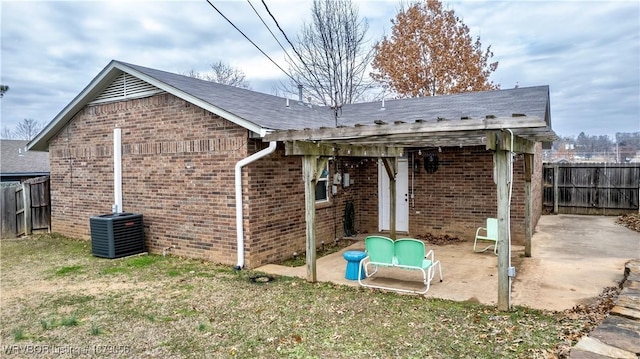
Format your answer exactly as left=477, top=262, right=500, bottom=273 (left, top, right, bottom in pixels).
left=1, top=139, right=50, bottom=178
left=28, top=60, right=554, bottom=151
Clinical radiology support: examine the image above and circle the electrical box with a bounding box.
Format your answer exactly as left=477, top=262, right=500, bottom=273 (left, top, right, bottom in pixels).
left=342, top=173, right=350, bottom=187
left=333, top=173, right=342, bottom=185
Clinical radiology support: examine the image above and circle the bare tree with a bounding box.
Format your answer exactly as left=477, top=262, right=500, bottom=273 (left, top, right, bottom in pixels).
left=185, top=61, right=250, bottom=89
left=13, top=119, right=43, bottom=140
left=0, top=84, right=8, bottom=98
left=285, top=0, right=374, bottom=107
left=1, top=126, right=14, bottom=139
left=371, top=0, right=499, bottom=97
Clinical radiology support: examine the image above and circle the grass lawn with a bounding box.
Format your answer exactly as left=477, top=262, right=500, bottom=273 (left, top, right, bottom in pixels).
left=0, top=234, right=600, bottom=358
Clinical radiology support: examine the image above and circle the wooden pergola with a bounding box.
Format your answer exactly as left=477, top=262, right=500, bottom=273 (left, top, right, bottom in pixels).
left=264, top=116, right=556, bottom=311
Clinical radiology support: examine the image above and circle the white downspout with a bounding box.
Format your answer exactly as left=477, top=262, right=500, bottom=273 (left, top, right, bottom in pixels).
left=234, top=141, right=277, bottom=269
left=506, top=129, right=515, bottom=280
left=113, top=127, right=123, bottom=213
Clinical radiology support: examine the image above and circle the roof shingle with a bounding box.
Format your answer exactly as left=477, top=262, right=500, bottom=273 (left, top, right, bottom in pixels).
left=1, top=140, right=50, bottom=175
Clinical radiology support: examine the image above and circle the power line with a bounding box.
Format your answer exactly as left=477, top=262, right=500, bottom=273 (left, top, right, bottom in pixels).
left=204, top=0, right=298, bottom=85
left=245, top=0, right=297, bottom=66
left=260, top=0, right=304, bottom=64
left=260, top=0, right=327, bottom=99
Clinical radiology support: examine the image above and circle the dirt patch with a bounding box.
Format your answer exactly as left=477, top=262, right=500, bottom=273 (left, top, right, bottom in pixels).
left=278, top=238, right=359, bottom=267
left=415, top=233, right=465, bottom=245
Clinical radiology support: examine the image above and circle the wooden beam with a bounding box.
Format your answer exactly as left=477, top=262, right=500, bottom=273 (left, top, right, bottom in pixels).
left=486, top=131, right=536, bottom=154
left=495, top=150, right=511, bottom=311
left=318, top=130, right=488, bottom=147
left=524, top=153, right=533, bottom=257
left=264, top=117, right=547, bottom=142
left=315, top=157, right=329, bottom=182
left=382, top=158, right=397, bottom=240
left=302, top=155, right=318, bottom=283
left=284, top=141, right=403, bottom=157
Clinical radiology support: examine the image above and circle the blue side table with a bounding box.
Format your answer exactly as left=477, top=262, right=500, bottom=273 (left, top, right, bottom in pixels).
left=343, top=250, right=367, bottom=280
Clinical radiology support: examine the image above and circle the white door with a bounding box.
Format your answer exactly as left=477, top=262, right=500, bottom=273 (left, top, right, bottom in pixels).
left=378, top=159, right=409, bottom=232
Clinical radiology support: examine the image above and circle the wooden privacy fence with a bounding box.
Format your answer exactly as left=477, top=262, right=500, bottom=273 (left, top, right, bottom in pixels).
left=543, top=163, right=640, bottom=215
left=1, top=176, right=51, bottom=238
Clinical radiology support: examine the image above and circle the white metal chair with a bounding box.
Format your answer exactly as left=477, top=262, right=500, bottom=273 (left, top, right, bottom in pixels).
left=473, top=218, right=498, bottom=255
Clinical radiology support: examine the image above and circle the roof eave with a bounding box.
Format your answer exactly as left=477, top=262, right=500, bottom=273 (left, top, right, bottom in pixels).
left=27, top=60, right=268, bottom=152
left=28, top=60, right=124, bottom=152
left=120, top=62, right=266, bottom=136
left=0, top=172, right=50, bottom=176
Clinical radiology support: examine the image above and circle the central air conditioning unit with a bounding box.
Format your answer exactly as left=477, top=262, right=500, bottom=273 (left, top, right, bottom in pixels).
left=90, top=213, right=145, bottom=259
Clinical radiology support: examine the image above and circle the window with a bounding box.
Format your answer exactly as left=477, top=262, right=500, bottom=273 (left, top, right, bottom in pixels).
left=315, top=165, right=329, bottom=202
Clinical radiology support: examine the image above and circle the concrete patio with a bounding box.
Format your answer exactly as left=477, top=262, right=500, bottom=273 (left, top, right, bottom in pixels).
left=257, top=214, right=639, bottom=311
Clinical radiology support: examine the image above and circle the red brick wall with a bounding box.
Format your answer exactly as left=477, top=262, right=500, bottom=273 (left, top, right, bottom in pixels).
left=242, top=142, right=304, bottom=267
left=48, top=95, right=365, bottom=268
left=49, top=94, right=248, bottom=264
left=353, top=146, right=537, bottom=244
left=243, top=146, right=362, bottom=267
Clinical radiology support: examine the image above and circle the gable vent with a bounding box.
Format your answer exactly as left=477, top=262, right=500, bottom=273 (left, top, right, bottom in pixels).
left=91, top=72, right=163, bottom=104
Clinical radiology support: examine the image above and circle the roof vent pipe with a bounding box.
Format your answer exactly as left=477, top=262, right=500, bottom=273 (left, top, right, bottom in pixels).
left=234, top=141, right=277, bottom=269
left=297, top=84, right=303, bottom=104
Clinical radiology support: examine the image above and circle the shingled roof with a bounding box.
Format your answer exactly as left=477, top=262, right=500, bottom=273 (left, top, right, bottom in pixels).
left=123, top=62, right=335, bottom=131
left=28, top=60, right=554, bottom=151
left=1, top=140, right=50, bottom=180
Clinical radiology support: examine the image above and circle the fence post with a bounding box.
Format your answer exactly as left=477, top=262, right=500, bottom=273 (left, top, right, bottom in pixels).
left=553, top=164, right=559, bottom=214
left=1, top=187, right=18, bottom=238
left=22, top=182, right=32, bottom=235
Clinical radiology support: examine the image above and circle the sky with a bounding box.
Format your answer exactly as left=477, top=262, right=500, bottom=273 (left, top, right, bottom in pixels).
left=1, top=0, right=639, bottom=141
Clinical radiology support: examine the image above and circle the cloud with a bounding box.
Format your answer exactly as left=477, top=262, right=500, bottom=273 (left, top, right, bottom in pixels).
left=1, top=0, right=638, bottom=140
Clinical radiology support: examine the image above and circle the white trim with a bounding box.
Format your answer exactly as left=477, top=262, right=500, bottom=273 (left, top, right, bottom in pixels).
left=315, top=163, right=330, bottom=203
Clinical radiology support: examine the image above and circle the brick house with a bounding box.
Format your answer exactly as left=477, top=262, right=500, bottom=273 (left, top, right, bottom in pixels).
left=28, top=60, right=555, bottom=269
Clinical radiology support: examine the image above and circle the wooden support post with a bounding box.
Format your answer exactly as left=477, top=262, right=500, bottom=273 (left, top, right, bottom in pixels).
left=382, top=158, right=397, bottom=240
left=495, top=150, right=511, bottom=311
left=303, top=155, right=318, bottom=283
left=524, top=153, right=533, bottom=257
left=22, top=182, right=32, bottom=236
left=302, top=155, right=328, bottom=283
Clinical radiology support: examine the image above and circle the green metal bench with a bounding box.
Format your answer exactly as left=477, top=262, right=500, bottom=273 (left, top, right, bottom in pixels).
left=358, top=236, right=443, bottom=294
